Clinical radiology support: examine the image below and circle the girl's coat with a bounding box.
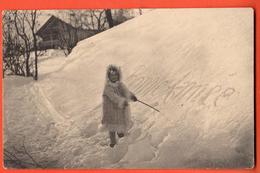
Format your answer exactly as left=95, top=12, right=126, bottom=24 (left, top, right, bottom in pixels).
left=102, top=65, right=134, bottom=133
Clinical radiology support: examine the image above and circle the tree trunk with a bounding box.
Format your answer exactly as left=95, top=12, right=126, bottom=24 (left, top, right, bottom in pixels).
left=32, top=10, right=38, bottom=81
left=105, top=9, right=114, bottom=28
left=25, top=55, right=30, bottom=77
left=34, top=39, right=38, bottom=80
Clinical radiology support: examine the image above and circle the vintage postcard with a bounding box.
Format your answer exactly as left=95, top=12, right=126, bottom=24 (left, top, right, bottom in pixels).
left=3, top=8, right=254, bottom=169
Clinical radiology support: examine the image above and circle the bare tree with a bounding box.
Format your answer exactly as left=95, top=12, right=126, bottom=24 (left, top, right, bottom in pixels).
left=105, top=9, right=114, bottom=28
left=91, top=10, right=107, bottom=31
left=67, top=10, right=108, bottom=31
left=3, top=11, right=27, bottom=77
left=13, top=11, right=32, bottom=77
left=26, top=10, right=39, bottom=80
left=2, top=10, right=41, bottom=79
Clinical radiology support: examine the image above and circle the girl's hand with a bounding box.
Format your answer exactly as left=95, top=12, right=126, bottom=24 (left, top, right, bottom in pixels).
left=131, top=95, right=138, bottom=102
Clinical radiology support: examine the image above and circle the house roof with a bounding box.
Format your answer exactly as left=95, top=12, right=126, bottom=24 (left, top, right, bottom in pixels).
left=36, top=14, right=99, bottom=37
left=36, top=15, right=75, bottom=36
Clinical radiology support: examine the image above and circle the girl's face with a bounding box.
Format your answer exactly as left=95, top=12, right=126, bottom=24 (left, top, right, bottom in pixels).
left=109, top=72, right=119, bottom=83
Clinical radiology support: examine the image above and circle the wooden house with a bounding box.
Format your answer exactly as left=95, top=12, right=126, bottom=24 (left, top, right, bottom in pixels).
left=36, top=15, right=98, bottom=50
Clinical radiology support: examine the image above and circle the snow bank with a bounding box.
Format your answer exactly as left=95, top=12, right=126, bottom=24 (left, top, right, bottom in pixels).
left=39, top=8, right=254, bottom=168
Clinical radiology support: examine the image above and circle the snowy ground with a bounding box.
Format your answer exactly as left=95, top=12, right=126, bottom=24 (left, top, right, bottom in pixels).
left=3, top=8, right=254, bottom=169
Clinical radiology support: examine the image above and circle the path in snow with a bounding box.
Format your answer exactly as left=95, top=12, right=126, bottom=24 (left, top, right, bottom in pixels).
left=4, top=77, right=60, bottom=168
left=4, top=76, right=169, bottom=168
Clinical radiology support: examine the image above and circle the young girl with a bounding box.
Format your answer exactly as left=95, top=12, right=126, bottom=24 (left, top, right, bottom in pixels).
left=101, top=65, right=137, bottom=148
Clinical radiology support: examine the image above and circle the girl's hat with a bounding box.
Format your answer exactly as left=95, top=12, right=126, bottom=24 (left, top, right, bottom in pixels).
left=106, top=64, right=122, bottom=81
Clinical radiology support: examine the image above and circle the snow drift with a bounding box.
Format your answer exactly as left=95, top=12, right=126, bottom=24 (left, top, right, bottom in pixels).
left=5, top=8, right=254, bottom=168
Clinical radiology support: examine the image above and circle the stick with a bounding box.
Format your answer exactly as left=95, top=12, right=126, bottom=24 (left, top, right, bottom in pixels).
left=137, top=100, right=160, bottom=112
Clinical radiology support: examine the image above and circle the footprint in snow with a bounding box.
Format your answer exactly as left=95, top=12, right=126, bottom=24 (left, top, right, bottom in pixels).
left=106, top=139, right=129, bottom=164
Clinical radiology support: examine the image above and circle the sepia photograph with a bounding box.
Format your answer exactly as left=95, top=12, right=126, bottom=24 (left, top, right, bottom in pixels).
left=2, top=8, right=254, bottom=169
